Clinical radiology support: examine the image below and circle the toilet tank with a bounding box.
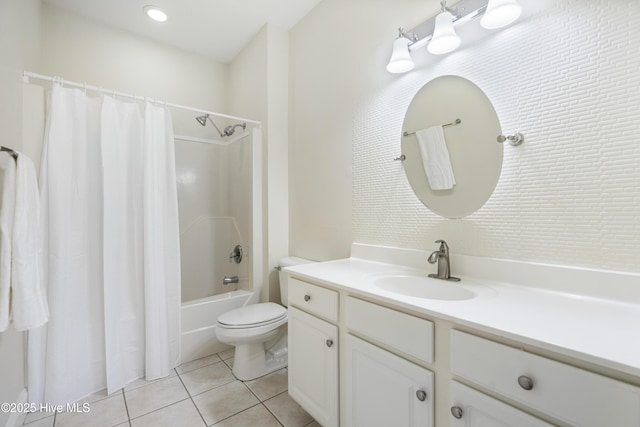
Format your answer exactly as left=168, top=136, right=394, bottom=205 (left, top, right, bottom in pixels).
left=278, top=256, right=314, bottom=307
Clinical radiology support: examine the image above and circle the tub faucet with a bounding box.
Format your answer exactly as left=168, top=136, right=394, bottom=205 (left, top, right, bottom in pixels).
left=427, top=240, right=461, bottom=282
left=223, top=276, right=239, bottom=285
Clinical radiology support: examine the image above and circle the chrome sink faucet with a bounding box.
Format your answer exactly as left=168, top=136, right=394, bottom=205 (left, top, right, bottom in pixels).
left=428, top=240, right=461, bottom=282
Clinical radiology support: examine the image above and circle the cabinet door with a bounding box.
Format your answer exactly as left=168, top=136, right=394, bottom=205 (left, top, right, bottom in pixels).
left=345, top=334, right=434, bottom=427
left=450, top=381, right=553, bottom=427
left=288, top=306, right=339, bottom=427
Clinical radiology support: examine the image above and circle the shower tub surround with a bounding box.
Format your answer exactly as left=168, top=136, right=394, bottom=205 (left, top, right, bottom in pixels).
left=283, top=243, right=640, bottom=426
left=175, top=127, right=262, bottom=364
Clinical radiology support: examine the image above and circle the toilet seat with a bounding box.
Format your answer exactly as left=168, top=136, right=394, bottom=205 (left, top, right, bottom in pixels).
left=218, top=302, right=287, bottom=330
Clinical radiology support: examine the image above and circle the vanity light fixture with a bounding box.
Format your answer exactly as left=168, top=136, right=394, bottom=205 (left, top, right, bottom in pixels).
left=427, top=7, right=461, bottom=55
left=386, top=0, right=522, bottom=73
left=481, top=0, right=522, bottom=29
left=143, top=5, right=168, bottom=22
left=386, top=29, right=415, bottom=73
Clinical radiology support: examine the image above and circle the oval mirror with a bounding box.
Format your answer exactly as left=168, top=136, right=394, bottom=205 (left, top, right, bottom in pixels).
left=401, top=75, right=503, bottom=218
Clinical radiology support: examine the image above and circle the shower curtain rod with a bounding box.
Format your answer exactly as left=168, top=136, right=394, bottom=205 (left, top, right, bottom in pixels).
left=22, top=70, right=262, bottom=126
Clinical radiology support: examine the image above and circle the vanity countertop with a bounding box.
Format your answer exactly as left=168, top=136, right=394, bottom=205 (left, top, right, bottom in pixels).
left=284, top=250, right=640, bottom=379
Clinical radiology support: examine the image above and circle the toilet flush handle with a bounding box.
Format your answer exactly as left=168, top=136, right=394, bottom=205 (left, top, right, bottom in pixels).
left=304, top=294, right=311, bottom=302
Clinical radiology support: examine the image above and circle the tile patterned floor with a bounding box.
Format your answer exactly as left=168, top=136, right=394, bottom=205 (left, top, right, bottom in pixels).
left=22, top=350, right=319, bottom=427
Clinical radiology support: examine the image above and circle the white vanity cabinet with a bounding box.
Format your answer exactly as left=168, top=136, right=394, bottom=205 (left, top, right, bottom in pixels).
left=284, top=246, right=640, bottom=427
left=451, top=330, right=640, bottom=427
left=288, top=279, right=339, bottom=427
left=345, top=297, right=435, bottom=427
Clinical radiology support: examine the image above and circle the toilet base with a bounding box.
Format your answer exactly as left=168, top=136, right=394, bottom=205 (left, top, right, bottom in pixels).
left=232, top=340, right=288, bottom=381
left=216, top=312, right=289, bottom=381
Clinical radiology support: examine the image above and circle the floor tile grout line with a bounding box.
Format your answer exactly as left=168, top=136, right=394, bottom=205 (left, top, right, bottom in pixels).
left=175, top=358, right=239, bottom=397
left=240, top=380, right=262, bottom=402
left=263, top=389, right=316, bottom=427
left=126, top=396, right=195, bottom=424
left=221, top=358, right=233, bottom=370
left=207, top=402, right=265, bottom=426
left=175, top=367, right=208, bottom=426
left=260, top=402, right=284, bottom=427
left=121, top=388, right=131, bottom=424
left=241, top=370, right=289, bottom=403
left=176, top=356, right=227, bottom=376
left=260, top=401, right=285, bottom=427
left=123, top=373, right=193, bottom=423
left=185, top=377, right=238, bottom=399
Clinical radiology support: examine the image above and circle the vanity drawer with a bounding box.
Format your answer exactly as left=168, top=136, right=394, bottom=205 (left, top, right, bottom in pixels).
left=450, top=381, right=552, bottom=427
left=346, top=296, right=434, bottom=364
left=288, top=278, right=338, bottom=322
left=450, top=330, right=640, bottom=427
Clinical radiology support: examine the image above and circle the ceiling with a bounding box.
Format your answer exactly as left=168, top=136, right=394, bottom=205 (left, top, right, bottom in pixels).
left=43, top=0, right=322, bottom=63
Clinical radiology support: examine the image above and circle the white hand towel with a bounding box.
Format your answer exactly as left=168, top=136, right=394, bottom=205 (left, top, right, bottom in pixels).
left=0, top=155, right=17, bottom=332
left=11, top=153, right=48, bottom=331
left=415, top=126, right=456, bottom=190
left=0, top=151, right=48, bottom=332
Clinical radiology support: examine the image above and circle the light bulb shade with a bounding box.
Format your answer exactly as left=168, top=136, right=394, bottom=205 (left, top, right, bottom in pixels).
left=386, top=37, right=414, bottom=73
left=481, top=0, right=522, bottom=29
left=427, top=11, right=461, bottom=55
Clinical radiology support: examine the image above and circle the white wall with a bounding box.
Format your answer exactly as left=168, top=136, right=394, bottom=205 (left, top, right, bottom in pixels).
left=229, top=24, right=290, bottom=303
left=41, top=4, right=228, bottom=115
left=0, top=0, right=41, bottom=423
left=290, top=0, right=640, bottom=275
left=288, top=0, right=425, bottom=261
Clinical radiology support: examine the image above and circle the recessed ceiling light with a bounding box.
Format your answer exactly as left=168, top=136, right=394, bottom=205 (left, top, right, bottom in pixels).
left=143, top=5, right=168, bottom=22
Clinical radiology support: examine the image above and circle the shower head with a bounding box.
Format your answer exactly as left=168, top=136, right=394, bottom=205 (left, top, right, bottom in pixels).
left=195, top=113, right=246, bottom=138
left=195, top=114, right=209, bottom=126
left=223, top=123, right=247, bottom=137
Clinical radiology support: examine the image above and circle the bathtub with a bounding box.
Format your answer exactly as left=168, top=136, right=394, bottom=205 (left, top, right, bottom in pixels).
left=181, top=289, right=252, bottom=363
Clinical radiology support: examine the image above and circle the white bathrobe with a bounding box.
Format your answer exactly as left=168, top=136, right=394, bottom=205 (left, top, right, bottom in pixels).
left=0, top=154, right=16, bottom=331
left=0, top=151, right=48, bottom=332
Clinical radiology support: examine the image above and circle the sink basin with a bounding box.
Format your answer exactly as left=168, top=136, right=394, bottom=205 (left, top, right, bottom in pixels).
left=373, top=274, right=476, bottom=301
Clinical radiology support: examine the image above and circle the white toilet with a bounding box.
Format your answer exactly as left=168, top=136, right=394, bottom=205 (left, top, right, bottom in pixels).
left=216, top=257, right=313, bottom=381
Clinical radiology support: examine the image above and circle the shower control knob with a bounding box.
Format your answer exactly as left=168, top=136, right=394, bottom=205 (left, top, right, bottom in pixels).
left=451, top=406, right=463, bottom=419
left=517, top=375, right=534, bottom=391
left=326, top=339, right=333, bottom=348
left=304, top=294, right=311, bottom=302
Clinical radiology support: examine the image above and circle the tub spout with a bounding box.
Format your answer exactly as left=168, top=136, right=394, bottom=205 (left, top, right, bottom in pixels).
left=223, top=276, right=239, bottom=285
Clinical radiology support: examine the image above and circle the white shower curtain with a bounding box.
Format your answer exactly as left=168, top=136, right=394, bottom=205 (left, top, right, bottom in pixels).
left=29, top=84, right=181, bottom=405
left=142, top=104, right=181, bottom=380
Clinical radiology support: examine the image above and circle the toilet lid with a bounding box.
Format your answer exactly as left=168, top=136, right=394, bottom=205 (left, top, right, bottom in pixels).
left=218, top=303, right=287, bottom=328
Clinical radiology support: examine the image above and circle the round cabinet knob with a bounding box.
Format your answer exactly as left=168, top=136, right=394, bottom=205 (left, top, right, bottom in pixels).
left=304, top=294, right=311, bottom=302
left=415, top=390, right=427, bottom=402
left=451, top=406, right=463, bottom=419
left=517, top=375, right=534, bottom=391
left=326, top=339, right=333, bottom=348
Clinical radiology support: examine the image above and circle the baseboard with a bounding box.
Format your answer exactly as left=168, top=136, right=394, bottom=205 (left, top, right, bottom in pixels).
left=4, top=388, right=27, bottom=427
